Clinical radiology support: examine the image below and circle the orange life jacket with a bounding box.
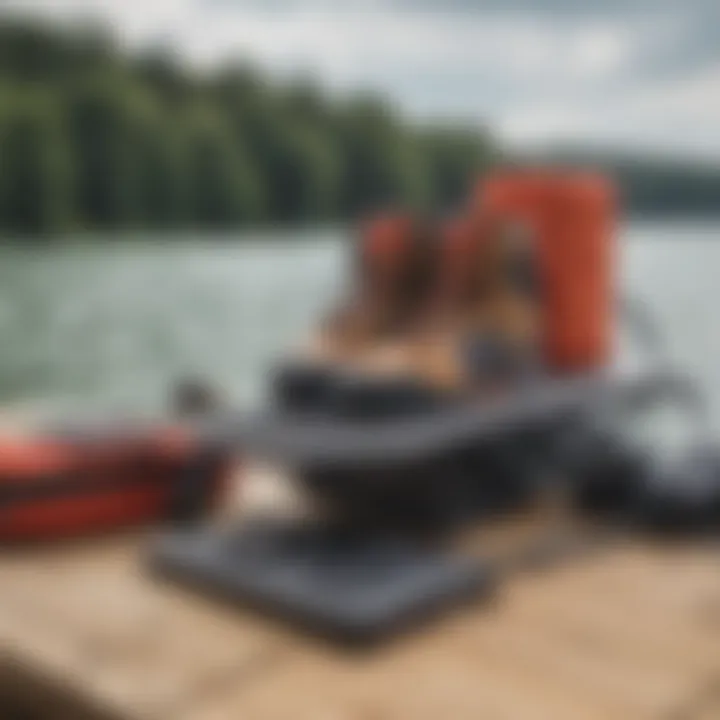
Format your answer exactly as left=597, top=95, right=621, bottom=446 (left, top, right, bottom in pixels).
left=479, top=169, right=616, bottom=371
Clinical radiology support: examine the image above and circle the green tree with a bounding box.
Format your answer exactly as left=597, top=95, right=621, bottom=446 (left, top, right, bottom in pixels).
left=65, top=77, right=144, bottom=229
left=181, top=105, right=265, bottom=227
left=136, top=121, right=187, bottom=228
left=129, top=89, right=187, bottom=228
left=0, top=19, right=68, bottom=84
left=0, top=89, right=72, bottom=236
left=337, top=96, right=432, bottom=216
left=133, top=50, right=197, bottom=112
left=259, top=118, right=341, bottom=223
left=422, top=126, right=496, bottom=211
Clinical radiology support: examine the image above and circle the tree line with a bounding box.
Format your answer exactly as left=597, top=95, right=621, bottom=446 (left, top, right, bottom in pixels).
left=0, top=18, right=496, bottom=237
left=536, top=147, right=720, bottom=218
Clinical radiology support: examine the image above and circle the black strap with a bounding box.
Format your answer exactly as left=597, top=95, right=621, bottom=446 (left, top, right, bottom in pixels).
left=165, top=446, right=226, bottom=524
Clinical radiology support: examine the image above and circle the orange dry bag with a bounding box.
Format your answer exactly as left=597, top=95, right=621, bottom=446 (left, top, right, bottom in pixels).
left=479, top=169, right=616, bottom=371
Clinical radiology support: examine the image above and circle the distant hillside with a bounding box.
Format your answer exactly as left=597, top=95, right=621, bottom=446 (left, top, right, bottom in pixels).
left=518, top=146, right=720, bottom=217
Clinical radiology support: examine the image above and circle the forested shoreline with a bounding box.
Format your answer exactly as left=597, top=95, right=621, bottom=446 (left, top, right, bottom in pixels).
left=0, top=18, right=719, bottom=238
left=0, top=18, right=497, bottom=237
left=535, top=147, right=720, bottom=218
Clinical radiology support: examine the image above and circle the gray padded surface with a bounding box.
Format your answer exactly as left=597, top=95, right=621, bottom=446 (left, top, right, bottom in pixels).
left=150, top=522, right=492, bottom=644
left=202, top=365, right=678, bottom=465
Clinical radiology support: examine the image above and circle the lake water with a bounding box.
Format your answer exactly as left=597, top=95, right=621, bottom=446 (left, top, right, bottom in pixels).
left=1, top=222, right=720, bottom=425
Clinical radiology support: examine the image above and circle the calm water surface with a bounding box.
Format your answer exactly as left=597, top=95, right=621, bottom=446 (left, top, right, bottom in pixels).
left=0, top=222, right=719, bottom=424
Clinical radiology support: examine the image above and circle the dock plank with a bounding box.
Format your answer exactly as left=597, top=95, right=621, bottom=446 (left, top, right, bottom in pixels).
left=2, top=503, right=720, bottom=719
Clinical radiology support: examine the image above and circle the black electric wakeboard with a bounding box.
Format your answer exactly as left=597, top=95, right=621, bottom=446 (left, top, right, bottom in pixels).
left=150, top=366, right=699, bottom=643
left=204, top=365, right=679, bottom=467
left=150, top=521, right=492, bottom=646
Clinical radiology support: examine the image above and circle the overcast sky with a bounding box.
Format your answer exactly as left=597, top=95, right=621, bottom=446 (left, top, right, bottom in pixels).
left=6, top=0, right=719, bottom=157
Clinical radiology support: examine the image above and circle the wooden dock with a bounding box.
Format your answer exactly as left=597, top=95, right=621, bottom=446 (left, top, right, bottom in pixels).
left=2, top=470, right=720, bottom=719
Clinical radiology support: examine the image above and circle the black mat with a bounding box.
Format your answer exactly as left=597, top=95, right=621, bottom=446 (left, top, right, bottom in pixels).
left=150, top=522, right=493, bottom=646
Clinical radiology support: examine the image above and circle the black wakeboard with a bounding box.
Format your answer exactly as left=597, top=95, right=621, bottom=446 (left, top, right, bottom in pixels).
left=150, top=520, right=492, bottom=646
left=204, top=365, right=679, bottom=467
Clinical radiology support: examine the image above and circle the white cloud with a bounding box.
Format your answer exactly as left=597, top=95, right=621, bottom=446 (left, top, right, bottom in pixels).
left=499, top=61, right=720, bottom=158
left=569, top=26, right=630, bottom=78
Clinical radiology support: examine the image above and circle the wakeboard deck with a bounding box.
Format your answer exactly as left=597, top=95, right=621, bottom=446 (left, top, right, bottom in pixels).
left=149, top=520, right=494, bottom=647
left=204, top=365, right=681, bottom=466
